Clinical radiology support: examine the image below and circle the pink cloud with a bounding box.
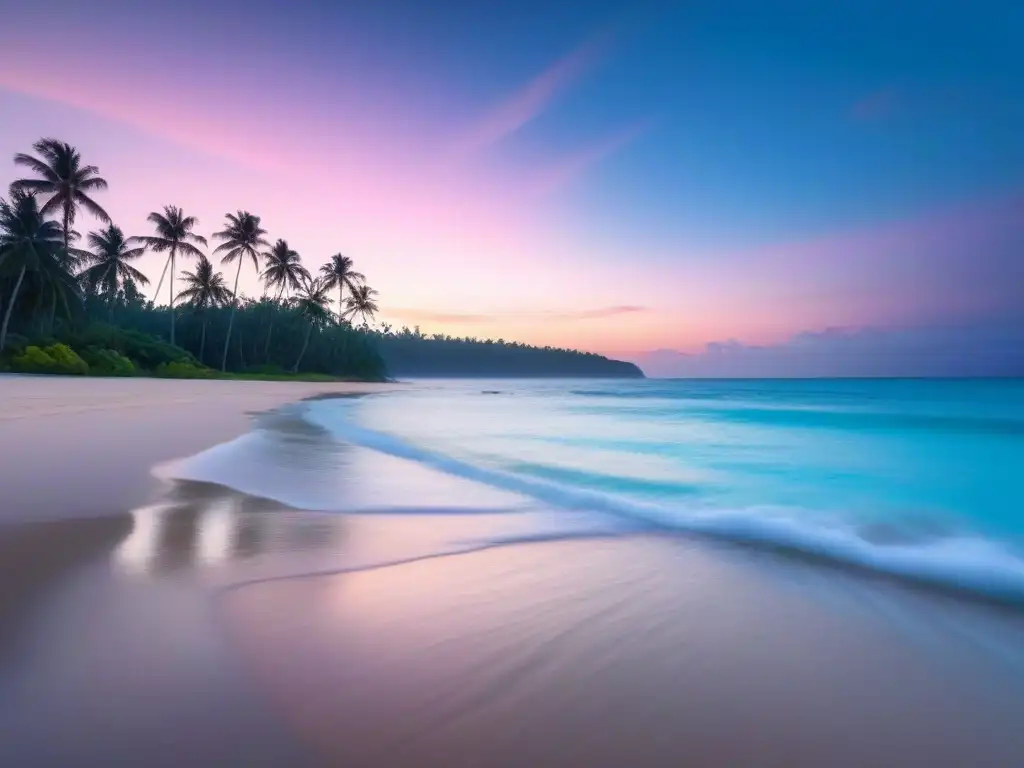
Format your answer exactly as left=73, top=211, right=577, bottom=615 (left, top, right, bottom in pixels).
left=448, top=33, right=611, bottom=160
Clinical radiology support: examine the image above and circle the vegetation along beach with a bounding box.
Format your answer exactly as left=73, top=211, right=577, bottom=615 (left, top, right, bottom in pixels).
left=0, top=138, right=641, bottom=381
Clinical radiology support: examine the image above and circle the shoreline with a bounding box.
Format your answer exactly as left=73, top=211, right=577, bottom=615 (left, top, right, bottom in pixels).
left=3, top=377, right=1024, bottom=765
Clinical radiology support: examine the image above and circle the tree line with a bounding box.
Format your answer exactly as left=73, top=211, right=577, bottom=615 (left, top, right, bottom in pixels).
left=1, top=137, right=642, bottom=380
left=0, top=138, right=383, bottom=378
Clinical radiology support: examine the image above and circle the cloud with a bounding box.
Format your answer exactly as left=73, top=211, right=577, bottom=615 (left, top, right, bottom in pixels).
left=387, top=305, right=647, bottom=324
left=525, top=119, right=653, bottom=195
left=449, top=33, right=610, bottom=159
left=634, top=320, right=1024, bottom=378
left=550, top=305, right=647, bottom=320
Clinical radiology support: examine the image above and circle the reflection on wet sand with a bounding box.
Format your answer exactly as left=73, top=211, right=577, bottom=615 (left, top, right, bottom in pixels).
left=113, top=480, right=345, bottom=576
left=0, top=515, right=133, bottom=661
left=0, top=481, right=350, bottom=766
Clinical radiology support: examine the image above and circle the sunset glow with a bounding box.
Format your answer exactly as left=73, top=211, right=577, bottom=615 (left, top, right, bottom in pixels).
left=2, top=1, right=1022, bottom=372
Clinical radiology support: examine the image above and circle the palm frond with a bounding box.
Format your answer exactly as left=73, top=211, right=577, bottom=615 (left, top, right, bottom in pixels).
left=118, top=262, right=150, bottom=285
left=8, top=179, right=56, bottom=194
left=11, top=154, right=59, bottom=181
left=38, top=195, right=64, bottom=217
left=176, top=241, right=207, bottom=259
left=74, top=192, right=111, bottom=222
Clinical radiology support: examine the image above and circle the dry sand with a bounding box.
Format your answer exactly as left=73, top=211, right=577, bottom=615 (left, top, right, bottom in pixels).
left=0, top=375, right=398, bottom=524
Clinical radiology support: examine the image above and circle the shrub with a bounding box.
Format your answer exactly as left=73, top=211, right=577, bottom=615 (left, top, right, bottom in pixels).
left=12, top=344, right=89, bottom=375
left=80, top=347, right=136, bottom=377
left=154, top=361, right=217, bottom=379
left=243, top=364, right=289, bottom=376
left=60, top=325, right=197, bottom=371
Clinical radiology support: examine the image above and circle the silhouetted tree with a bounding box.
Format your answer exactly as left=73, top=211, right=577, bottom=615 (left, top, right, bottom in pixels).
left=176, top=255, right=232, bottom=363
left=79, top=224, right=149, bottom=320
left=319, top=253, right=364, bottom=322
left=10, top=139, right=109, bottom=256
left=291, top=277, right=332, bottom=371
left=133, top=206, right=207, bottom=346
left=344, top=284, right=379, bottom=326
left=214, top=211, right=268, bottom=371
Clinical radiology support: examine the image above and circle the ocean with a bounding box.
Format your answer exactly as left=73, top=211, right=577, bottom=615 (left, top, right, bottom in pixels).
left=165, top=378, right=1024, bottom=604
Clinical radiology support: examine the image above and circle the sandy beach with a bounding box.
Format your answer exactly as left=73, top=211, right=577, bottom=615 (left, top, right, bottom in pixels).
left=2, top=376, right=1024, bottom=767
left=0, top=376, right=399, bottom=524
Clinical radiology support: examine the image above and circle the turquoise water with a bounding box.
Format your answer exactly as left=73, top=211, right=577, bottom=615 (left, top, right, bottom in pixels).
left=171, top=378, right=1024, bottom=602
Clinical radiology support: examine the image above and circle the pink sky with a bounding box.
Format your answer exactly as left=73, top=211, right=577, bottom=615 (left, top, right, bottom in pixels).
left=1, top=26, right=1021, bottom=358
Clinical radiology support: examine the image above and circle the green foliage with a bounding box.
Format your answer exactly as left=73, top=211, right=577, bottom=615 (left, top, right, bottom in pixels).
left=155, top=361, right=216, bottom=379
left=12, top=343, right=89, bottom=375
left=60, top=324, right=197, bottom=370
left=370, top=326, right=645, bottom=378
left=1, top=135, right=640, bottom=383
left=79, top=346, right=136, bottom=376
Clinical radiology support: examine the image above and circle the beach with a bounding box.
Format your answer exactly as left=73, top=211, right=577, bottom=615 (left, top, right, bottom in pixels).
left=2, top=377, right=1024, bottom=766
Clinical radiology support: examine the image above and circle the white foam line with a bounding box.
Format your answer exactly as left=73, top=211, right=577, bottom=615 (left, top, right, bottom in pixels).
left=302, top=400, right=1024, bottom=605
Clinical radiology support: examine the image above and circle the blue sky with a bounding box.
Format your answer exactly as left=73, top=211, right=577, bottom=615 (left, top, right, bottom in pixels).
left=1, top=0, right=1022, bottom=373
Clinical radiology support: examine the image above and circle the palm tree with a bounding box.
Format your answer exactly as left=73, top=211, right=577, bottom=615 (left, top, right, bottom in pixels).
left=132, top=206, right=207, bottom=346
left=42, top=240, right=88, bottom=334
left=290, top=277, right=332, bottom=372
left=262, top=239, right=309, bottom=299
left=0, top=191, right=64, bottom=350
left=79, top=224, right=149, bottom=320
left=261, top=239, right=309, bottom=361
left=213, top=211, right=268, bottom=371
left=344, top=284, right=379, bottom=327
left=10, top=138, right=110, bottom=252
left=176, top=256, right=233, bottom=364
left=319, top=253, right=364, bottom=323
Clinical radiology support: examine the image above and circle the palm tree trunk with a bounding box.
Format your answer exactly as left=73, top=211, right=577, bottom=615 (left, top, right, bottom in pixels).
left=221, top=260, right=243, bottom=372
left=62, top=203, right=71, bottom=253
left=293, top=323, right=314, bottom=372
left=153, top=253, right=171, bottom=307
left=169, top=245, right=177, bottom=346
left=0, top=266, right=27, bottom=352
left=338, top=286, right=344, bottom=323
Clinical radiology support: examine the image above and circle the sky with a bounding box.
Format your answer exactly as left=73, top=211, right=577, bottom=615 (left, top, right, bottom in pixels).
left=1, top=0, right=1022, bottom=375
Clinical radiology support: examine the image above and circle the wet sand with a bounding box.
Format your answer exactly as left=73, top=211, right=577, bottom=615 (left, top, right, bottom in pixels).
left=223, top=535, right=1024, bottom=767
left=3, top=376, right=1024, bottom=766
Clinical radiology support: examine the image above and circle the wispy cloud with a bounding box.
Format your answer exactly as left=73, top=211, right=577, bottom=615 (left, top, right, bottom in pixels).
left=388, top=305, right=647, bottom=325
left=525, top=119, right=653, bottom=195
left=449, top=33, right=611, bottom=159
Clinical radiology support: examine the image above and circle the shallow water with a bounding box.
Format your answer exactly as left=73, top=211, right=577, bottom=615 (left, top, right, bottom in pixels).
left=167, top=378, right=1024, bottom=603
